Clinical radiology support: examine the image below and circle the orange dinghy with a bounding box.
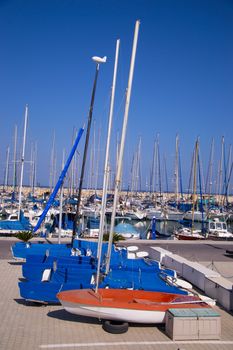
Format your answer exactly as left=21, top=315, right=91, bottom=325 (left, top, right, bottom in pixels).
left=57, top=288, right=211, bottom=324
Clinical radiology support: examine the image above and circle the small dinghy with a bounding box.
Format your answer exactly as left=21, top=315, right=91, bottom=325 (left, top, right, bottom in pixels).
left=57, top=288, right=211, bottom=324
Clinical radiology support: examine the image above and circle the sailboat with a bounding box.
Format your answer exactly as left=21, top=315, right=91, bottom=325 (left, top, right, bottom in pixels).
left=57, top=288, right=211, bottom=324
left=174, top=139, right=206, bottom=240
left=56, top=21, right=213, bottom=327
left=0, top=106, right=33, bottom=236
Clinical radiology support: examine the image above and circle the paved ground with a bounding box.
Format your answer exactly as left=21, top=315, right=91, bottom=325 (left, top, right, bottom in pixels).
left=0, top=238, right=233, bottom=349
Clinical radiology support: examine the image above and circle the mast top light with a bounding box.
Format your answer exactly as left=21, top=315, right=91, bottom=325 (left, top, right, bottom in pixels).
left=92, top=56, right=107, bottom=63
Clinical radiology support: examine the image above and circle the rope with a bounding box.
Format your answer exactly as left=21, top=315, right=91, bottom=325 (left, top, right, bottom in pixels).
left=205, top=261, right=233, bottom=279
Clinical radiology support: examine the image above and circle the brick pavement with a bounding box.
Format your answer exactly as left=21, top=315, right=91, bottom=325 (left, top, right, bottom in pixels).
left=0, top=258, right=233, bottom=350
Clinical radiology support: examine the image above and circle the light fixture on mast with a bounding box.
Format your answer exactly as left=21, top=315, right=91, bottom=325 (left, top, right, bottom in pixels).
left=92, top=56, right=107, bottom=64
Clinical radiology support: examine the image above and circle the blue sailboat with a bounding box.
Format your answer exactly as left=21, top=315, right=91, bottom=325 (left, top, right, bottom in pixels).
left=0, top=211, right=32, bottom=236
left=18, top=243, right=187, bottom=304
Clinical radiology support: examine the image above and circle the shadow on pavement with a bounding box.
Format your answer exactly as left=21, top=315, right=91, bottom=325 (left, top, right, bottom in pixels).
left=47, top=309, right=101, bottom=325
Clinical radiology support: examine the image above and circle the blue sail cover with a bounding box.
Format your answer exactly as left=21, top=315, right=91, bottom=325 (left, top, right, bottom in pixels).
left=0, top=211, right=32, bottom=231
left=33, top=127, right=84, bottom=233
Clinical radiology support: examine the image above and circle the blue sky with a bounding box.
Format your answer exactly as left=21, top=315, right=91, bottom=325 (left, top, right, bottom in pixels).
left=0, top=0, right=233, bottom=193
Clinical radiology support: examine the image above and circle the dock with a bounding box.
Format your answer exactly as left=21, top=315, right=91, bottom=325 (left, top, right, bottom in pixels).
left=0, top=237, right=233, bottom=349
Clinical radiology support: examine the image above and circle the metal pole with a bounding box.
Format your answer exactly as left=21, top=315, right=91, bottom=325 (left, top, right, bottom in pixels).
left=72, top=63, right=100, bottom=243
left=4, top=146, right=10, bottom=190
left=95, top=39, right=120, bottom=291
left=12, top=125, right=17, bottom=194
left=18, top=104, right=28, bottom=219
left=58, top=149, right=65, bottom=244
left=105, top=20, right=140, bottom=274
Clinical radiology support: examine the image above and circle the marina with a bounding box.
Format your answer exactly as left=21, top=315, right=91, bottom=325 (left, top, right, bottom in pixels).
left=1, top=2, right=233, bottom=349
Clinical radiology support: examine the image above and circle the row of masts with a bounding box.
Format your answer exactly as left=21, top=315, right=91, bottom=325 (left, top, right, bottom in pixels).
left=1, top=126, right=232, bottom=201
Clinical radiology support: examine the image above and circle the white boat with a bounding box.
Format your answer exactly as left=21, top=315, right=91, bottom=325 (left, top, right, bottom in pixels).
left=145, top=207, right=164, bottom=220
left=183, top=210, right=207, bottom=222
left=174, top=227, right=205, bottom=240
left=123, top=208, right=146, bottom=220
left=163, top=207, right=184, bottom=221
left=207, top=218, right=233, bottom=240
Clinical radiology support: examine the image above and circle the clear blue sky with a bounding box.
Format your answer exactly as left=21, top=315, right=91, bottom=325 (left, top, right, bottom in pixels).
left=0, top=0, right=233, bottom=193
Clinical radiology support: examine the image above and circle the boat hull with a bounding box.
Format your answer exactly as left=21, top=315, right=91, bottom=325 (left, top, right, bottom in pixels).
left=64, top=302, right=166, bottom=323
left=175, top=233, right=205, bottom=240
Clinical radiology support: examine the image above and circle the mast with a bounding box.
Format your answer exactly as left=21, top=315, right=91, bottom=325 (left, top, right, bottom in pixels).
left=136, top=136, right=142, bottom=194
left=18, top=105, right=28, bottom=219
left=150, top=137, right=156, bottom=194
left=94, top=126, right=101, bottom=191
left=105, top=20, right=140, bottom=275
left=95, top=39, right=120, bottom=291
left=12, top=125, right=18, bottom=196
left=157, top=134, right=162, bottom=197
left=178, top=144, right=183, bottom=201
left=49, top=131, right=56, bottom=193
left=58, top=149, right=65, bottom=244
left=30, top=142, right=37, bottom=194
left=191, top=139, right=198, bottom=230
left=33, top=127, right=84, bottom=233
left=197, top=141, right=205, bottom=232
left=4, top=146, right=10, bottom=191
left=163, top=154, right=169, bottom=193
left=205, top=138, right=214, bottom=208
left=217, top=136, right=224, bottom=203
left=226, top=145, right=232, bottom=203
left=72, top=55, right=107, bottom=243
left=32, top=142, right=37, bottom=196
left=175, top=134, right=179, bottom=203
left=70, top=128, right=76, bottom=196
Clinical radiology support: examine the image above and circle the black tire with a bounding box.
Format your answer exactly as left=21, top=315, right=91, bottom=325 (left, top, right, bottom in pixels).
left=102, top=320, right=129, bottom=334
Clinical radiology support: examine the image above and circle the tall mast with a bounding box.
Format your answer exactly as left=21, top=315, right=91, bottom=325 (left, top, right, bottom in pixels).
left=150, top=137, right=156, bottom=194
left=12, top=125, right=18, bottom=195
left=58, top=149, right=65, bottom=244
left=205, top=138, right=214, bottom=196
left=32, top=142, right=37, bottom=196
left=191, top=139, right=199, bottom=230
left=156, top=134, right=161, bottom=197
left=72, top=55, right=107, bottom=242
left=226, top=144, right=232, bottom=201
left=49, top=131, right=56, bottom=193
left=18, top=104, right=28, bottom=219
left=4, top=146, right=10, bottom=191
left=94, top=126, right=101, bottom=191
left=105, top=20, right=140, bottom=274
left=136, top=136, right=142, bottom=194
left=95, top=39, right=120, bottom=286
left=163, top=154, right=169, bottom=193
left=175, top=134, right=179, bottom=203
left=218, top=136, right=224, bottom=201
left=70, top=128, right=76, bottom=196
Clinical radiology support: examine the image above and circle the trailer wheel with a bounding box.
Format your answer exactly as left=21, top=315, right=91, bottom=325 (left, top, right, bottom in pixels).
left=102, top=320, right=129, bottom=334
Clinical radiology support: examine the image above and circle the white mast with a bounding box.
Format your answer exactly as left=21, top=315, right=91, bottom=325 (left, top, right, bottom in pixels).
left=175, top=134, right=179, bottom=202
left=105, top=20, right=140, bottom=274
left=4, top=146, right=10, bottom=191
left=95, top=38, right=120, bottom=277
left=18, top=104, right=28, bottom=219
left=94, top=126, right=101, bottom=191
left=49, top=131, right=56, bottom=192
left=58, top=149, right=65, bottom=244
left=12, top=125, right=18, bottom=193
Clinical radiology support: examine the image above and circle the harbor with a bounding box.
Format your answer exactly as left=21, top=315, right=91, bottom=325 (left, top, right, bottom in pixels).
left=1, top=2, right=233, bottom=349
left=1, top=237, right=233, bottom=349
